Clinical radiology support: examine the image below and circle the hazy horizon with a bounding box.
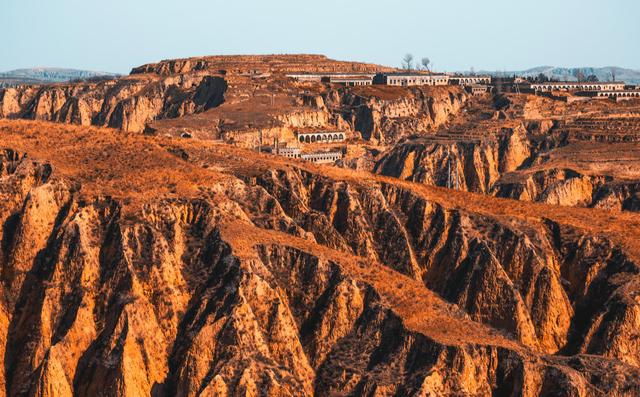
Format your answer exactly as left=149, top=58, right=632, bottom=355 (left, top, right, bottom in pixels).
left=3, top=0, right=639, bottom=74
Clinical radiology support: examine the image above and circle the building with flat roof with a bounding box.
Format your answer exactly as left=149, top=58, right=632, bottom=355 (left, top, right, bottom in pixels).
left=465, top=84, right=492, bottom=96
left=449, top=76, right=492, bottom=85
left=374, top=72, right=449, bottom=86
left=275, top=146, right=301, bottom=158
left=286, top=73, right=376, bottom=83
left=531, top=82, right=625, bottom=92
left=301, top=151, right=343, bottom=164
left=578, top=89, right=640, bottom=100
left=328, top=76, right=373, bottom=86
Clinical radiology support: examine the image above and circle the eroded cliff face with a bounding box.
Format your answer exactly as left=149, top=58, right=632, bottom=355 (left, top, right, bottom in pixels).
left=319, top=86, right=467, bottom=144
left=248, top=167, right=640, bottom=363
left=495, top=169, right=640, bottom=211
left=2, top=121, right=640, bottom=396
left=1, top=55, right=468, bottom=146
left=0, top=75, right=227, bottom=132
left=374, top=122, right=640, bottom=211
left=374, top=124, right=531, bottom=193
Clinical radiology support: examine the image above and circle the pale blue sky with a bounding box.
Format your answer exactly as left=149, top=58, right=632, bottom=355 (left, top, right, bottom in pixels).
left=2, top=0, right=639, bottom=74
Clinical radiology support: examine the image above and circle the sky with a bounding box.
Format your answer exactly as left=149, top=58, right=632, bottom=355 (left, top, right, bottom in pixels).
left=2, top=0, right=639, bottom=74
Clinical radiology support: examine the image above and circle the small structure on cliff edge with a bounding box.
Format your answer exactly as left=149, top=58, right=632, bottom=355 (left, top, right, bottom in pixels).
left=256, top=135, right=301, bottom=158
left=465, top=84, right=492, bottom=96
left=373, top=72, right=450, bottom=86
left=257, top=143, right=301, bottom=158
left=275, top=146, right=301, bottom=158
left=297, top=131, right=346, bottom=144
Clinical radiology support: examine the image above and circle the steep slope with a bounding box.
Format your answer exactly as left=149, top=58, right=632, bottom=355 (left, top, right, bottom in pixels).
left=0, top=73, right=227, bottom=132
left=1, top=120, right=640, bottom=396
left=373, top=95, right=640, bottom=211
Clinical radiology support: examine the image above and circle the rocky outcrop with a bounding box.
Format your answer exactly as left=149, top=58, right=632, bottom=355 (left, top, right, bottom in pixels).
left=0, top=54, right=395, bottom=135
left=0, top=75, right=227, bottom=132
left=241, top=165, right=640, bottom=368
left=129, top=54, right=393, bottom=76
left=2, top=129, right=640, bottom=395
left=493, top=168, right=634, bottom=209
left=374, top=125, right=640, bottom=211
left=374, top=124, right=530, bottom=193
left=319, top=86, right=467, bottom=143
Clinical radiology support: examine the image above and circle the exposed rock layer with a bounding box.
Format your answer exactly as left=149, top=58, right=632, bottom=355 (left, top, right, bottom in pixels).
left=374, top=124, right=640, bottom=211
left=1, top=120, right=640, bottom=396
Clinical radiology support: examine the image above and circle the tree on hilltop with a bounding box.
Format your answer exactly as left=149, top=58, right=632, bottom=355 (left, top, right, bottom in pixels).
left=421, top=57, right=431, bottom=72
left=402, top=54, right=414, bottom=70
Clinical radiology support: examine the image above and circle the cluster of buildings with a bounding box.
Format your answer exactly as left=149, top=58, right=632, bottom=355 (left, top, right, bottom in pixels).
left=287, top=71, right=492, bottom=89
left=530, top=81, right=626, bottom=92
left=286, top=73, right=375, bottom=86
left=528, top=81, right=640, bottom=101
left=254, top=71, right=640, bottom=165
left=258, top=133, right=345, bottom=164
left=286, top=71, right=494, bottom=95
left=286, top=71, right=640, bottom=100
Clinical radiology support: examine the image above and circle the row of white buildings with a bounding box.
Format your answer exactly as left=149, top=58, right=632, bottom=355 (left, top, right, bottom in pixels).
left=286, top=72, right=638, bottom=98
left=286, top=72, right=491, bottom=87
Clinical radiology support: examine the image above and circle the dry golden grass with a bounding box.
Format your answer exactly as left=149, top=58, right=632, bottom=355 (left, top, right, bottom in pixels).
left=4, top=119, right=640, bottom=360
left=0, top=120, right=232, bottom=209
left=221, top=220, right=521, bottom=350
left=3, top=119, right=639, bottom=263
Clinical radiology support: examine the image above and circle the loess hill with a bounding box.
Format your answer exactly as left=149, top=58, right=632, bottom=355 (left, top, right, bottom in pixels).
left=1, top=54, right=640, bottom=396
left=0, top=119, right=640, bottom=396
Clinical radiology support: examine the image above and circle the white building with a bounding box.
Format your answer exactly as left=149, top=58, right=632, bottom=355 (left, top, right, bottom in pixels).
left=531, top=82, right=626, bottom=92
left=297, top=131, right=346, bottom=144
left=286, top=73, right=376, bottom=83
left=328, top=76, right=373, bottom=86
left=275, top=147, right=301, bottom=158
left=449, top=76, right=492, bottom=85
left=374, top=73, right=450, bottom=86
left=301, top=151, right=343, bottom=164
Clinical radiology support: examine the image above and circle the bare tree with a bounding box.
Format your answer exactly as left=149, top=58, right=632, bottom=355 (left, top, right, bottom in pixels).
left=421, top=57, right=431, bottom=72
left=611, top=69, right=617, bottom=82
left=572, top=69, right=585, bottom=82
left=402, top=53, right=414, bottom=70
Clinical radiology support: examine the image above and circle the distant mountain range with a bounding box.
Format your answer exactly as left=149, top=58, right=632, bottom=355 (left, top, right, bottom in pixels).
left=480, top=66, right=640, bottom=84
left=0, top=67, right=121, bottom=87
